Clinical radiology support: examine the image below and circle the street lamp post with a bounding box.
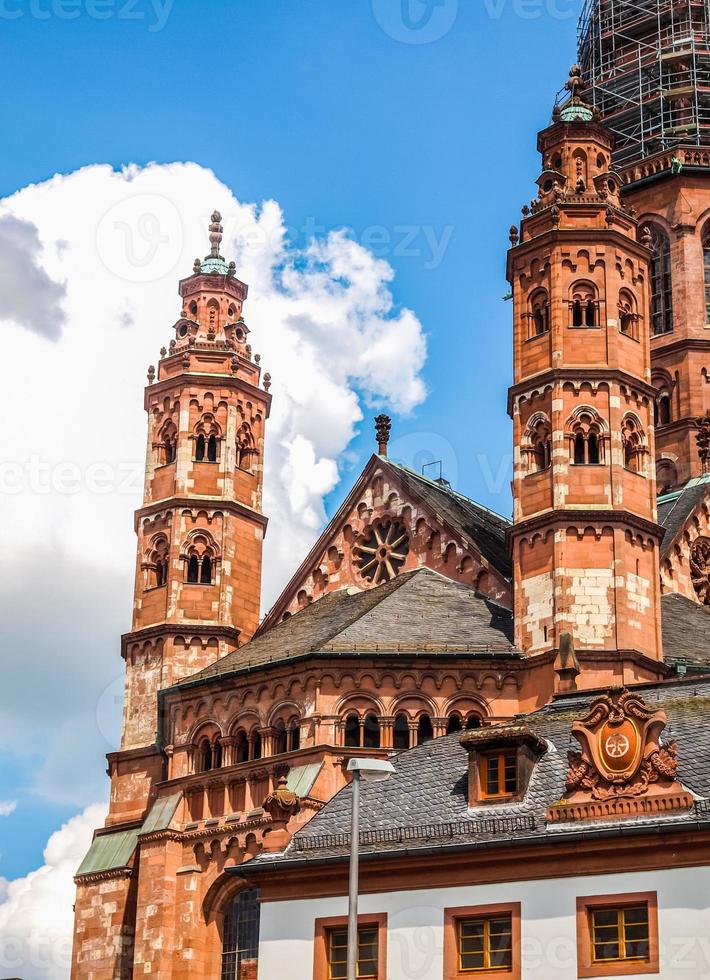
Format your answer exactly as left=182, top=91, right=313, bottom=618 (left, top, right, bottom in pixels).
left=345, top=758, right=395, bottom=980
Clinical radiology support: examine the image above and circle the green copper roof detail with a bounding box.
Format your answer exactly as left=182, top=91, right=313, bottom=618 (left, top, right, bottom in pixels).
left=560, top=103, right=594, bottom=123
left=200, top=255, right=230, bottom=275
left=75, top=828, right=139, bottom=877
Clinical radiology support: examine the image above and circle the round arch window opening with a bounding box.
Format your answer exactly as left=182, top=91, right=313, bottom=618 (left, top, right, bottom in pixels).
left=354, top=519, right=410, bottom=583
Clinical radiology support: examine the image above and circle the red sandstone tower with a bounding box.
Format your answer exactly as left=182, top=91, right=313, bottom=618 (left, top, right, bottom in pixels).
left=115, top=212, right=271, bottom=820
left=507, top=70, right=665, bottom=684
left=579, top=0, right=710, bottom=489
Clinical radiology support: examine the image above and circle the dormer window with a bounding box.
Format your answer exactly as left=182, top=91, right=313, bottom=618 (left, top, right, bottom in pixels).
left=480, top=751, right=518, bottom=800
left=461, top=725, right=546, bottom=807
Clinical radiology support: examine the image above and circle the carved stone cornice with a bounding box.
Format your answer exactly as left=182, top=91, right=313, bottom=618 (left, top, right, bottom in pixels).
left=74, top=866, right=135, bottom=885
left=509, top=508, right=663, bottom=544
left=134, top=496, right=268, bottom=532
left=507, top=367, right=657, bottom=417
left=121, top=623, right=241, bottom=659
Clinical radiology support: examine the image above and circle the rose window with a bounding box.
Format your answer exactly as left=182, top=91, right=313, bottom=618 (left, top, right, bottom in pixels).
left=691, top=537, right=710, bottom=606
left=354, top=520, right=410, bottom=583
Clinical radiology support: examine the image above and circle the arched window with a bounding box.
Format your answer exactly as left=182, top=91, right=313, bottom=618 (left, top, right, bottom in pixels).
left=273, top=720, right=288, bottom=755
left=221, top=887, right=260, bottom=980
left=649, top=226, right=673, bottom=335
left=523, top=414, right=551, bottom=473
left=159, top=421, right=177, bottom=466
left=656, top=458, right=678, bottom=494
left=569, top=282, right=598, bottom=327
left=236, top=422, right=256, bottom=472
left=618, top=289, right=638, bottom=340
left=417, top=714, right=433, bottom=744
left=704, top=227, right=710, bottom=324
left=251, top=731, right=262, bottom=760
left=569, top=409, right=605, bottom=465
left=657, top=392, right=671, bottom=426
left=193, top=414, right=221, bottom=463
left=183, top=532, right=218, bottom=586
left=344, top=713, right=360, bottom=748
left=213, top=740, right=223, bottom=769
left=587, top=431, right=600, bottom=465
left=363, top=713, right=380, bottom=749
left=288, top=719, right=300, bottom=752
left=622, top=415, right=646, bottom=474
left=235, top=730, right=249, bottom=764
left=200, top=739, right=213, bottom=773
left=393, top=713, right=410, bottom=751
left=446, top=713, right=462, bottom=734
left=465, top=714, right=481, bottom=730
left=528, top=288, right=550, bottom=337
left=146, top=535, right=169, bottom=590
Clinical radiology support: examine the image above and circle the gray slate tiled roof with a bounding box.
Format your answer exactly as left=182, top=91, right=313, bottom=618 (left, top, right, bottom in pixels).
left=658, top=477, right=710, bottom=558
left=252, top=678, right=710, bottom=867
left=387, top=462, right=512, bottom=579
left=175, top=568, right=517, bottom=688
left=661, top=593, right=710, bottom=665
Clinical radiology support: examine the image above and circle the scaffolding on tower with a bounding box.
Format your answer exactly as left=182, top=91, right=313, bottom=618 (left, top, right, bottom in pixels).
left=576, top=0, right=710, bottom=165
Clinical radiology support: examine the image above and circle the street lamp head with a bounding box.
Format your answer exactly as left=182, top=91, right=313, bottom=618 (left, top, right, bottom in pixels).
left=347, top=757, right=396, bottom=783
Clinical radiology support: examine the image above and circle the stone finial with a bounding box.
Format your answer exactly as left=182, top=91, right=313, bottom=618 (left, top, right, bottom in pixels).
left=160, top=346, right=167, bottom=357
left=147, top=365, right=155, bottom=384
left=509, top=224, right=519, bottom=246
left=261, top=773, right=300, bottom=852
left=263, top=372, right=272, bottom=391
left=695, top=410, right=710, bottom=474
left=375, top=414, right=392, bottom=456
left=228, top=260, right=236, bottom=277
left=208, top=210, right=223, bottom=258
left=565, top=64, right=585, bottom=103
left=193, top=257, right=201, bottom=274
left=640, top=225, right=653, bottom=249
left=263, top=774, right=300, bottom=826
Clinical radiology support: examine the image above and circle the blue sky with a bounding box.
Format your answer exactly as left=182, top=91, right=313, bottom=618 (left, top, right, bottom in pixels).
left=0, top=0, right=580, bottom=894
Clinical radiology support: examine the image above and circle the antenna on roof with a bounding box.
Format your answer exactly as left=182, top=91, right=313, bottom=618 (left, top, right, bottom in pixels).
left=422, top=460, right=451, bottom=489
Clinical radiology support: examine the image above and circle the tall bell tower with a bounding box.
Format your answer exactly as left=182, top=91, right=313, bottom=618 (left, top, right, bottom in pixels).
left=507, top=70, right=665, bottom=686
left=120, top=212, right=271, bottom=755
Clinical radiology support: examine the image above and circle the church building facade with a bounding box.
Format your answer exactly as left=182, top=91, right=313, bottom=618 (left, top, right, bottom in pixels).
left=71, top=3, right=710, bottom=976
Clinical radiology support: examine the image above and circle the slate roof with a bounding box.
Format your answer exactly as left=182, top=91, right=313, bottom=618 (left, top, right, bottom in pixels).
left=658, top=475, right=710, bottom=558
left=175, top=568, right=517, bottom=689
left=241, top=677, right=710, bottom=869
left=386, top=461, right=512, bottom=578
left=257, top=456, right=512, bottom=636
left=661, top=593, right=710, bottom=665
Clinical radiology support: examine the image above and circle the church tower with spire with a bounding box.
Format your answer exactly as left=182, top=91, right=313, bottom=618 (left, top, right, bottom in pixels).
left=507, top=70, right=666, bottom=686
left=116, top=213, right=271, bottom=813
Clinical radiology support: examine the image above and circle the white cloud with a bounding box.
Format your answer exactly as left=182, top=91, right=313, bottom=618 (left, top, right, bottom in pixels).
left=0, top=803, right=107, bottom=980
left=0, top=162, right=426, bottom=970
left=0, top=802, right=17, bottom=818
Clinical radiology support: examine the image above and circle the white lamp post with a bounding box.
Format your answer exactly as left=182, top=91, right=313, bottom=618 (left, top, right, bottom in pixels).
left=345, top=757, right=395, bottom=980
